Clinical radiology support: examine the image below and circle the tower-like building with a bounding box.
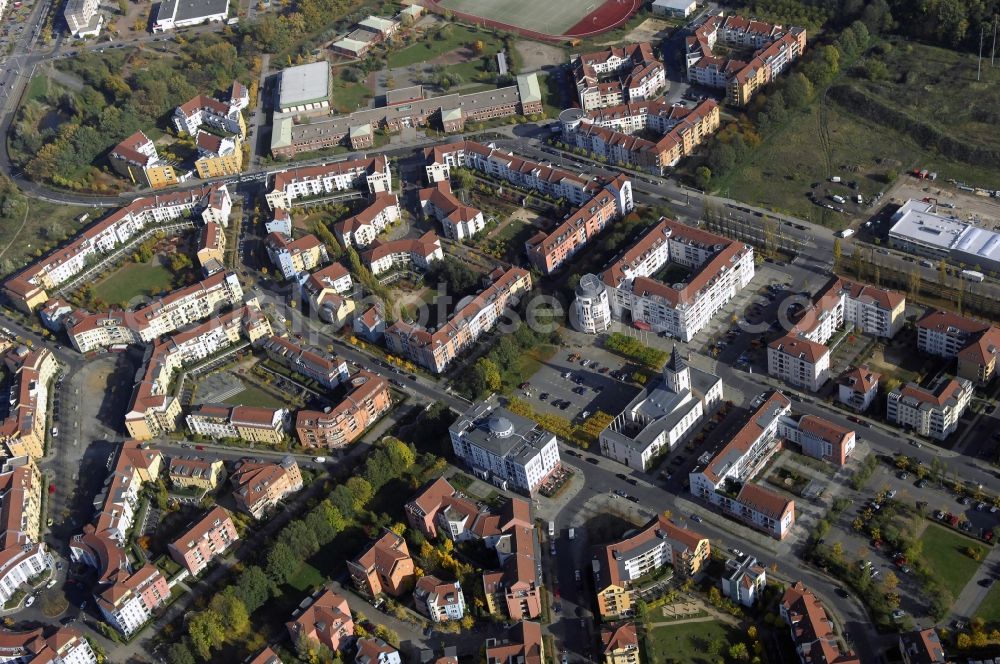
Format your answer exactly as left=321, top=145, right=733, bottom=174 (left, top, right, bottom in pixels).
left=663, top=345, right=690, bottom=394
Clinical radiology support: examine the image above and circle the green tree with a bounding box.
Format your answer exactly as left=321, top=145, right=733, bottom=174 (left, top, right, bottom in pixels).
left=210, top=593, right=250, bottom=637
left=695, top=166, right=712, bottom=189
left=281, top=520, right=320, bottom=559
left=265, top=542, right=299, bottom=587
left=784, top=73, right=815, bottom=108
left=233, top=565, right=271, bottom=613
left=382, top=437, right=416, bottom=469
left=729, top=643, right=750, bottom=662
left=168, top=641, right=197, bottom=664
left=188, top=610, right=225, bottom=660
left=475, top=357, right=502, bottom=392
left=345, top=477, right=373, bottom=511
left=833, top=238, right=843, bottom=271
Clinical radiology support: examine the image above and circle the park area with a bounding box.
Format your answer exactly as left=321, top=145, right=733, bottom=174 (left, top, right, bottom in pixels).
left=92, top=259, right=177, bottom=306
left=644, top=616, right=743, bottom=664
left=919, top=523, right=986, bottom=598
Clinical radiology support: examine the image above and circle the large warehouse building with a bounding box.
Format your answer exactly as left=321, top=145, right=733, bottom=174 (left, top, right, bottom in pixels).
left=888, top=199, right=1000, bottom=273
left=276, top=61, right=332, bottom=113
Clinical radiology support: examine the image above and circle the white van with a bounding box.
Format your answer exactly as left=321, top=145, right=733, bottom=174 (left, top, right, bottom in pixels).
left=548, top=521, right=555, bottom=537
left=568, top=528, right=576, bottom=541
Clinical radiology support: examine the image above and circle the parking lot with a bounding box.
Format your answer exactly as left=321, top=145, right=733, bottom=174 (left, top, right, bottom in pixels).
left=520, top=340, right=641, bottom=423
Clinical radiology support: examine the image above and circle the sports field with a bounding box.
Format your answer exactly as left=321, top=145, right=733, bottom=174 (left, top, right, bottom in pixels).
left=436, top=0, right=599, bottom=35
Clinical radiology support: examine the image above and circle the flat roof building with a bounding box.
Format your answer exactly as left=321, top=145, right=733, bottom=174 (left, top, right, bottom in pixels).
left=277, top=62, right=331, bottom=113
left=889, top=198, right=1000, bottom=273
left=652, top=0, right=696, bottom=17
left=153, top=0, right=229, bottom=32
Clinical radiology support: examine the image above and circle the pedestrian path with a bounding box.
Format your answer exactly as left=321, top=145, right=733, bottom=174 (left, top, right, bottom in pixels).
left=947, top=539, right=1000, bottom=623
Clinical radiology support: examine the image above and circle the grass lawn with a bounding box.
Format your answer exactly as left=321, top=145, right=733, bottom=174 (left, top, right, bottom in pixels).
left=644, top=619, right=741, bottom=664
left=287, top=562, right=325, bottom=593
left=229, top=382, right=288, bottom=409
left=388, top=25, right=501, bottom=70
left=330, top=69, right=372, bottom=113
left=919, top=523, right=985, bottom=598
left=92, top=260, right=176, bottom=306
left=508, top=344, right=557, bottom=389
left=0, top=199, right=93, bottom=280
left=975, top=584, right=1000, bottom=628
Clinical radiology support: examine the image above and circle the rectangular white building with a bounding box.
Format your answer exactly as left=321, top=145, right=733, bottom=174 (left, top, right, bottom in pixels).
left=886, top=376, right=972, bottom=441
left=450, top=398, right=561, bottom=495
left=767, top=335, right=831, bottom=392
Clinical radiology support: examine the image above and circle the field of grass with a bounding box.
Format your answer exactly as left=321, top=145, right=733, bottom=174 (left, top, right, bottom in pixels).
left=92, top=260, right=176, bottom=305
left=230, top=382, right=288, bottom=409
left=0, top=198, right=93, bottom=280
left=437, top=0, right=595, bottom=35
left=387, top=25, right=501, bottom=70
left=919, top=523, right=985, bottom=598
left=287, top=562, right=325, bottom=593
left=976, top=583, right=1000, bottom=627
left=330, top=69, right=372, bottom=113
left=644, top=619, right=740, bottom=664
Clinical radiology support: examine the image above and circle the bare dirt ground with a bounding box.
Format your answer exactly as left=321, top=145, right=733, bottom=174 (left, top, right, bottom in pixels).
left=889, top=178, right=1000, bottom=229
left=513, top=40, right=566, bottom=72
left=621, top=17, right=673, bottom=43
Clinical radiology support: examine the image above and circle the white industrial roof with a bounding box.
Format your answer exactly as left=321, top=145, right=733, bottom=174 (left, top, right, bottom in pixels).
left=278, top=61, right=330, bottom=109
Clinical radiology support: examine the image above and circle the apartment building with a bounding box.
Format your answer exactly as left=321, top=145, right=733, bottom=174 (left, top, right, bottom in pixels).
left=572, top=43, right=666, bottom=111
left=524, top=174, right=633, bottom=275
left=0, top=626, right=98, bottom=663
left=230, top=456, right=302, bottom=519
left=286, top=587, right=354, bottom=654
left=600, top=347, right=723, bottom=470
left=721, top=555, right=767, bottom=607
left=419, top=181, right=485, bottom=241
left=68, top=271, right=245, bottom=353
left=270, top=75, right=542, bottom=157
left=153, top=0, right=229, bottom=32
left=405, top=477, right=481, bottom=540
left=450, top=397, right=561, bottom=495
left=0, top=457, right=50, bottom=608
left=64, top=0, right=103, bottom=37
left=777, top=414, right=856, bottom=466
left=186, top=405, right=287, bottom=445
left=574, top=217, right=755, bottom=341
left=123, top=304, right=271, bottom=440
left=414, top=576, right=466, bottom=622
left=355, top=639, right=400, bottom=664
left=385, top=267, right=532, bottom=373
left=248, top=648, right=284, bottom=664
left=686, top=14, right=807, bottom=106
left=4, top=184, right=232, bottom=312
left=302, top=262, right=353, bottom=302
left=0, top=345, right=57, bottom=458
left=348, top=530, right=415, bottom=597
left=917, top=310, right=1000, bottom=385
left=768, top=335, right=831, bottom=392
left=267, top=208, right=293, bottom=236
left=196, top=221, right=226, bottom=272
left=354, top=305, right=385, bottom=342
left=265, top=233, right=329, bottom=280
left=168, top=456, right=226, bottom=490
left=837, top=366, right=881, bottom=413
left=689, top=391, right=796, bottom=539
left=264, top=158, right=392, bottom=210
left=780, top=582, right=860, bottom=664
left=295, top=371, right=391, bottom=448
left=260, top=335, right=349, bottom=388
left=560, top=99, right=720, bottom=174
left=333, top=192, right=400, bottom=247
left=194, top=132, right=242, bottom=179
left=593, top=515, right=709, bottom=619
left=424, top=141, right=606, bottom=207
left=479, top=499, right=541, bottom=620
left=109, top=131, right=179, bottom=189
left=174, top=82, right=248, bottom=137
left=887, top=376, right=973, bottom=441
left=361, top=231, right=443, bottom=276
left=485, top=621, right=544, bottom=664
left=168, top=506, right=239, bottom=575
left=601, top=623, right=640, bottom=664
left=899, top=629, right=948, bottom=664
left=792, top=277, right=906, bottom=345
left=69, top=441, right=169, bottom=636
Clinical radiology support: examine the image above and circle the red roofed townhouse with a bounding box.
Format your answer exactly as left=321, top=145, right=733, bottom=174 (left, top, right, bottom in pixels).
left=601, top=622, right=640, bottom=664
left=286, top=587, right=354, bottom=654
left=333, top=192, right=400, bottom=247
left=485, top=621, right=544, bottom=664
left=917, top=309, right=1000, bottom=385
left=404, top=477, right=481, bottom=540
left=294, top=371, right=391, bottom=448
left=777, top=414, right=856, bottom=466
left=361, top=231, right=444, bottom=276
left=837, top=365, right=881, bottom=413
left=689, top=391, right=796, bottom=539
left=173, top=82, right=248, bottom=137
left=355, top=638, right=401, bottom=664
left=899, top=628, right=949, bottom=664
left=419, top=181, right=485, bottom=241
left=109, top=130, right=179, bottom=189
left=572, top=43, right=666, bottom=111
left=414, top=576, right=466, bottom=622
left=231, top=456, right=303, bottom=519
left=593, top=514, right=709, bottom=618
left=886, top=376, right=973, bottom=441
left=348, top=530, right=415, bottom=597
left=265, top=157, right=392, bottom=210
left=768, top=334, right=831, bottom=392
left=780, top=582, right=860, bottom=664
left=167, top=506, right=239, bottom=575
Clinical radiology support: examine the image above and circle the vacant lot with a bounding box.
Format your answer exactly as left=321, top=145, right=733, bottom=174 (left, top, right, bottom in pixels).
left=436, top=0, right=597, bottom=35
left=644, top=618, right=741, bottom=664
left=329, top=68, right=372, bottom=113
left=919, top=523, right=985, bottom=598
left=387, top=24, right=502, bottom=70
left=0, top=196, right=93, bottom=280
left=92, top=259, right=176, bottom=305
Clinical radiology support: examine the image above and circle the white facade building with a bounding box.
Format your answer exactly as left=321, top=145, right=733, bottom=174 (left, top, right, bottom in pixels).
left=450, top=398, right=561, bottom=495
left=721, top=555, right=766, bottom=607
left=767, top=335, right=831, bottom=392
left=574, top=218, right=754, bottom=341
left=886, top=377, right=973, bottom=441
left=599, top=347, right=723, bottom=470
